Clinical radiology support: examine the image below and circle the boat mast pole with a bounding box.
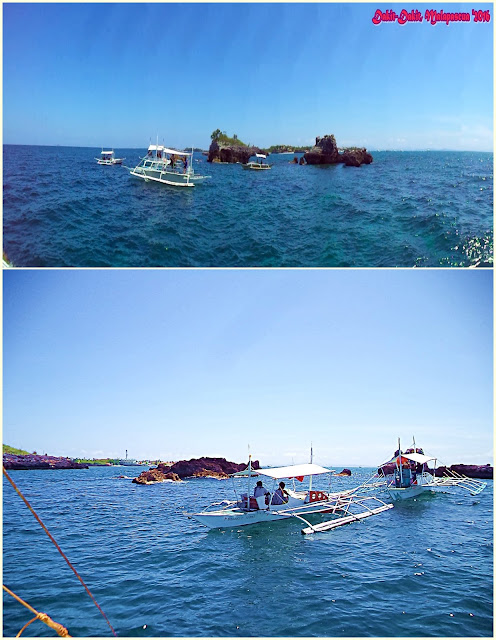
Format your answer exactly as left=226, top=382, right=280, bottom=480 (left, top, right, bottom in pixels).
left=246, top=453, right=252, bottom=509
left=309, top=444, right=313, bottom=494
left=398, top=438, right=403, bottom=486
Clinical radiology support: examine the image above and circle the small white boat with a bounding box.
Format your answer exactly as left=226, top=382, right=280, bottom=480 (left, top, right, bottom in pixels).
left=186, top=454, right=393, bottom=534
left=96, top=149, right=124, bottom=165
left=379, top=439, right=487, bottom=502
left=130, top=144, right=210, bottom=188
left=242, top=153, right=271, bottom=170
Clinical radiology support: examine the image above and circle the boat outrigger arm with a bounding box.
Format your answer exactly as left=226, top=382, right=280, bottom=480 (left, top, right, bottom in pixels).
left=185, top=459, right=394, bottom=535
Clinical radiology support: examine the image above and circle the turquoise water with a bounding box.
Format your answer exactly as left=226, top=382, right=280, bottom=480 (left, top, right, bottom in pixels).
left=3, top=467, right=493, bottom=637
left=3, top=146, right=493, bottom=267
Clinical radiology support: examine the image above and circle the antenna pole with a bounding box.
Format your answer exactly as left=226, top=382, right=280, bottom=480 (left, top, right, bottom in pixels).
left=398, top=438, right=403, bottom=486
left=247, top=454, right=252, bottom=510
left=309, top=443, right=313, bottom=493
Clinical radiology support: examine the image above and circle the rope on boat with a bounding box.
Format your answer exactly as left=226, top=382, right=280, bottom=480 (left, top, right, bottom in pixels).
left=2, top=467, right=117, bottom=637
left=3, top=585, right=71, bottom=637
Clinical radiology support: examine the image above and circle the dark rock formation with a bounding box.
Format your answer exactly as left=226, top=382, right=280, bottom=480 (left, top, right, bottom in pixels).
left=340, top=148, right=373, bottom=167
left=304, top=135, right=340, bottom=164
left=304, top=135, right=373, bottom=167
left=133, top=469, right=181, bottom=485
left=335, top=468, right=352, bottom=476
left=3, top=453, right=88, bottom=470
left=434, top=464, right=493, bottom=479
left=133, top=457, right=260, bottom=484
left=207, top=141, right=265, bottom=164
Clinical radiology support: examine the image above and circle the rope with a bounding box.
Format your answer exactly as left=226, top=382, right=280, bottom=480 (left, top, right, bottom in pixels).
left=3, top=467, right=117, bottom=637
left=3, top=585, right=71, bottom=637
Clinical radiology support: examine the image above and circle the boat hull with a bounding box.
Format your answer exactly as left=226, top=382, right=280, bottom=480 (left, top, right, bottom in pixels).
left=387, top=484, right=428, bottom=501
left=187, top=492, right=351, bottom=530
left=188, top=508, right=293, bottom=529
left=242, top=163, right=271, bottom=170
left=130, top=167, right=200, bottom=187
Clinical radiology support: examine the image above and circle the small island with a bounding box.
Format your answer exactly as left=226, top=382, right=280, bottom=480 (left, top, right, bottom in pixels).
left=205, top=129, right=373, bottom=167
left=3, top=446, right=89, bottom=470
left=304, top=134, right=373, bottom=167
left=133, top=456, right=259, bottom=484
left=207, top=129, right=266, bottom=164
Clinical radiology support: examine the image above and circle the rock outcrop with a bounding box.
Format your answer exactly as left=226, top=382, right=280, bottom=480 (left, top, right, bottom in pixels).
left=304, top=135, right=373, bottom=167
left=434, top=464, right=493, bottom=479
left=3, top=453, right=89, bottom=470
left=132, top=469, right=181, bottom=485
left=304, top=134, right=340, bottom=164
left=340, top=148, right=374, bottom=167
left=133, top=457, right=260, bottom=484
left=335, top=468, right=352, bottom=476
left=207, top=141, right=265, bottom=164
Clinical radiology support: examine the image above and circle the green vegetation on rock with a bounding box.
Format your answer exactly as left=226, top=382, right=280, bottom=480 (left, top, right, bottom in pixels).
left=210, top=129, right=248, bottom=147
left=3, top=445, right=30, bottom=455
left=267, top=144, right=312, bottom=154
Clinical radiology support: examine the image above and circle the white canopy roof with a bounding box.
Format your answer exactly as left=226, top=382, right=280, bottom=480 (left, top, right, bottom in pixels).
left=256, top=463, right=334, bottom=480
left=101, top=150, right=113, bottom=154
left=255, top=153, right=266, bottom=159
left=163, top=147, right=190, bottom=156
left=148, top=144, right=190, bottom=156
left=402, top=452, right=436, bottom=464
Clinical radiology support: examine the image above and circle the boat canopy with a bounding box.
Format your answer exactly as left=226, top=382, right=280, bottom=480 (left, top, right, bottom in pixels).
left=255, top=153, right=266, bottom=159
left=163, top=147, right=190, bottom=156
left=101, top=150, right=113, bottom=155
left=402, top=452, right=436, bottom=464
left=256, top=463, right=333, bottom=480
left=148, top=144, right=190, bottom=156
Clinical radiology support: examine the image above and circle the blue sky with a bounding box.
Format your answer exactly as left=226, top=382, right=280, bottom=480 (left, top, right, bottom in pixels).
left=3, top=269, right=493, bottom=467
left=3, top=3, right=493, bottom=150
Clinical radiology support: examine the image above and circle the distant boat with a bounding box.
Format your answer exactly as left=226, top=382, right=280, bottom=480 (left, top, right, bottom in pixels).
left=130, top=144, right=210, bottom=187
left=378, top=438, right=487, bottom=501
left=96, top=149, right=124, bottom=165
left=242, top=153, right=271, bottom=171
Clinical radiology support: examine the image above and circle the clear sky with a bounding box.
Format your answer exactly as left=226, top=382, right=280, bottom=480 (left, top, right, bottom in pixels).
left=3, top=3, right=493, bottom=151
left=3, top=268, right=493, bottom=467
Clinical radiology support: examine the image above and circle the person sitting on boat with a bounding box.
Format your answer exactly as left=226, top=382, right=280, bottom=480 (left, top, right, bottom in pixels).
left=253, top=480, right=269, bottom=499
left=271, top=481, right=289, bottom=505
left=183, top=157, right=188, bottom=174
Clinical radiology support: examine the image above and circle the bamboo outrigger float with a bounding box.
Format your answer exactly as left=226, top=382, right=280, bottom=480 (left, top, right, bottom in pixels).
left=186, top=451, right=393, bottom=535
left=378, top=438, right=487, bottom=502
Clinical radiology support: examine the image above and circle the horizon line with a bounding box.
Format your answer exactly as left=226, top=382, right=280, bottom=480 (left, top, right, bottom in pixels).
left=2, top=143, right=493, bottom=154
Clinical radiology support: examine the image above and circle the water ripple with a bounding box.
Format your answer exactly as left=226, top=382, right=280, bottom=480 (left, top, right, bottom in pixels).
left=3, top=146, right=493, bottom=267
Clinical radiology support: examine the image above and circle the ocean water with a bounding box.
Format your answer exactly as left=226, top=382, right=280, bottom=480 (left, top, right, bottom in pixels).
left=3, top=466, right=493, bottom=637
left=3, top=146, right=493, bottom=267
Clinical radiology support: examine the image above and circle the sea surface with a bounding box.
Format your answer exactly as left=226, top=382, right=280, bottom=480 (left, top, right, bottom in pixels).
left=3, top=466, right=493, bottom=637
left=3, top=146, right=493, bottom=267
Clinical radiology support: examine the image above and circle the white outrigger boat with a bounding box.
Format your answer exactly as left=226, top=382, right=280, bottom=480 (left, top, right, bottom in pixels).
left=242, top=153, right=271, bottom=170
left=129, top=144, right=210, bottom=187
left=378, top=438, right=487, bottom=502
left=96, top=149, right=124, bottom=165
left=186, top=456, right=393, bottom=535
